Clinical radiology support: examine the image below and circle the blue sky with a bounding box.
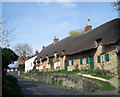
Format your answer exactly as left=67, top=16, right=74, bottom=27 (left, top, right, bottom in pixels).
left=2, top=2, right=118, bottom=56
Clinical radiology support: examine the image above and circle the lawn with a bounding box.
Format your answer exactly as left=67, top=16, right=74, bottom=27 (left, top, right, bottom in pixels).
left=79, top=75, right=116, bottom=91
left=91, top=74, right=114, bottom=80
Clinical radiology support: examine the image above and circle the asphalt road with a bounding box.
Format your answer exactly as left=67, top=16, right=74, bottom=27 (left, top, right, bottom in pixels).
left=8, top=72, right=92, bottom=95
left=8, top=72, right=119, bottom=96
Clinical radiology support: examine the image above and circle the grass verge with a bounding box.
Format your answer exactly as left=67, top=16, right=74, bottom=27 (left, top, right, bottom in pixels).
left=79, top=75, right=116, bottom=91
left=91, top=74, right=114, bottom=80
left=2, top=75, right=23, bottom=97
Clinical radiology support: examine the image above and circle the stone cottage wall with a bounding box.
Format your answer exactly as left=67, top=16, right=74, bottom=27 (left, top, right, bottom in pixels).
left=94, top=45, right=118, bottom=74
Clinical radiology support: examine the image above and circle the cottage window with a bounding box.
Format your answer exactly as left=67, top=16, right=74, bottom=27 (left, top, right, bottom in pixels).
left=46, top=55, right=49, bottom=59
left=82, top=58, right=87, bottom=64
left=62, top=50, right=65, bottom=55
left=47, top=64, right=50, bottom=68
left=68, top=60, right=73, bottom=66
left=96, top=38, right=102, bottom=46
left=100, top=54, right=106, bottom=62
left=69, top=60, right=72, bottom=65
left=40, top=58, right=41, bottom=61
left=54, top=52, right=57, bottom=57
left=97, top=54, right=109, bottom=63
left=80, top=57, right=88, bottom=65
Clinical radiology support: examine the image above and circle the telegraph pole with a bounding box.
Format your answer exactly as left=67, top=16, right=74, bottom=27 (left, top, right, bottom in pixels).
left=0, top=1, right=2, bottom=48
left=118, top=1, right=120, bottom=18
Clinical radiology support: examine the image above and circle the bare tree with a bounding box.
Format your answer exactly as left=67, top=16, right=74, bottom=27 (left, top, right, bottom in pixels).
left=112, top=0, right=120, bottom=11
left=0, top=16, right=16, bottom=48
left=14, top=43, right=33, bottom=57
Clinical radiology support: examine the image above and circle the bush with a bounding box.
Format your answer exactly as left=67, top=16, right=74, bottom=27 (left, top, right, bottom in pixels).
left=17, top=64, right=25, bottom=72
left=72, top=69, right=80, bottom=72
left=59, top=80, right=63, bottom=86
left=94, top=67, right=109, bottom=75
left=94, top=67, right=103, bottom=75
left=2, top=75, right=22, bottom=96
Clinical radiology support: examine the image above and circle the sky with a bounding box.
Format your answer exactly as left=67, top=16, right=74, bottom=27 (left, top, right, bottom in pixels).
left=2, top=2, right=118, bottom=67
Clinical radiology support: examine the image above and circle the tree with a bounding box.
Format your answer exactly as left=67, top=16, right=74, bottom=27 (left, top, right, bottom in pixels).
left=2, top=48, right=18, bottom=75
left=13, top=43, right=33, bottom=57
left=68, top=29, right=85, bottom=36
left=112, top=0, right=120, bottom=11
left=0, top=16, right=16, bottom=48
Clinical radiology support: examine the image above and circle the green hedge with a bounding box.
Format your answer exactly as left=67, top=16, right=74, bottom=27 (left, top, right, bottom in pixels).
left=17, top=64, right=25, bottom=72
left=2, top=75, right=22, bottom=96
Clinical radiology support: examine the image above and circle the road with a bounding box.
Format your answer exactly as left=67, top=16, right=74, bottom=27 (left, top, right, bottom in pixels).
left=8, top=72, right=119, bottom=96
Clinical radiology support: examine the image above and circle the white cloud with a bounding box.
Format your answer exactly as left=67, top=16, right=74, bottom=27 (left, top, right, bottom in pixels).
left=3, top=0, right=114, bottom=2
left=57, top=21, right=69, bottom=29
left=55, top=21, right=69, bottom=32
left=62, top=2, right=77, bottom=8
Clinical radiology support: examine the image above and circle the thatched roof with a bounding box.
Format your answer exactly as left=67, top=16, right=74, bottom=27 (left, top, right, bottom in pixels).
left=35, top=18, right=120, bottom=62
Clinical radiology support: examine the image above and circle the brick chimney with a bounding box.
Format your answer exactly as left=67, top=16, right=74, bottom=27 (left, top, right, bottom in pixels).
left=23, top=50, right=26, bottom=56
left=35, top=50, right=39, bottom=55
left=42, top=46, right=45, bottom=50
left=53, top=37, right=59, bottom=44
left=84, top=19, right=92, bottom=32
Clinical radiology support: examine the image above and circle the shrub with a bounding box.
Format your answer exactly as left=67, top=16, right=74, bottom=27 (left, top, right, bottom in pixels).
left=94, top=67, right=103, bottom=75
left=72, top=69, right=80, bottom=72
left=52, top=77, right=55, bottom=84
left=59, top=80, right=63, bottom=86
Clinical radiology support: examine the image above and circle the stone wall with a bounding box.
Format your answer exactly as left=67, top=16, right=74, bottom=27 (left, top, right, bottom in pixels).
left=94, top=45, right=118, bottom=74
left=21, top=73, right=101, bottom=92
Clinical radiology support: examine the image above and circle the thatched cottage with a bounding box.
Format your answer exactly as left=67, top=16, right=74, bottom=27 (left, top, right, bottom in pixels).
left=34, top=18, right=120, bottom=74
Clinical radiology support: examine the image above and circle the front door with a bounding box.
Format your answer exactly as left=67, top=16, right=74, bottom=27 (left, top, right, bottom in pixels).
left=65, top=60, right=69, bottom=71
left=90, top=56, right=94, bottom=70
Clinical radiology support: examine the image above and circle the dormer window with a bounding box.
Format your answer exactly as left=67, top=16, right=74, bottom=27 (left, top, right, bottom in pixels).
left=35, top=60, right=37, bottom=64
left=54, top=52, right=57, bottom=57
left=40, top=58, right=41, bottom=61
left=96, top=38, right=102, bottom=46
left=46, top=55, right=49, bottom=59
left=62, top=50, right=65, bottom=55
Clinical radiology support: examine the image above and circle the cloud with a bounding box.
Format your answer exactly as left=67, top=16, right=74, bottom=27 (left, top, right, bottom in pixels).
left=61, top=2, right=77, bottom=8
left=55, top=21, right=69, bottom=31
left=3, top=0, right=114, bottom=2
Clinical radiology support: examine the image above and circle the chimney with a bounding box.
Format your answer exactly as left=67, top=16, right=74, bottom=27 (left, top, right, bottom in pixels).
left=88, top=19, right=90, bottom=25
left=23, top=50, right=26, bottom=56
left=53, top=36, right=59, bottom=44
left=42, top=46, right=45, bottom=50
left=84, top=19, right=92, bottom=32
left=35, top=50, right=39, bottom=55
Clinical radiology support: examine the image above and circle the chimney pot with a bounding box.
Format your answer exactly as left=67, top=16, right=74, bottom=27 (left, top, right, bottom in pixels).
left=84, top=19, right=92, bottom=32
left=35, top=50, right=39, bottom=55
left=88, top=19, right=90, bottom=25
left=53, top=37, right=59, bottom=44
left=42, top=46, right=45, bottom=50
left=23, top=50, right=26, bottom=56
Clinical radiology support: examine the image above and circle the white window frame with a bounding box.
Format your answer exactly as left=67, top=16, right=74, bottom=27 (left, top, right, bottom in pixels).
left=57, top=61, right=60, bottom=67
left=100, top=54, right=106, bottom=62
left=69, top=60, right=72, bottom=66
left=47, top=64, right=50, bottom=68
left=54, top=53, right=57, bottom=57
left=82, top=58, right=87, bottom=64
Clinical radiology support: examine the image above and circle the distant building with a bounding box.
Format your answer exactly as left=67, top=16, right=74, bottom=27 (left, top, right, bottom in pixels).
left=18, top=51, right=28, bottom=73
left=7, top=67, right=17, bottom=72
left=25, top=50, right=38, bottom=73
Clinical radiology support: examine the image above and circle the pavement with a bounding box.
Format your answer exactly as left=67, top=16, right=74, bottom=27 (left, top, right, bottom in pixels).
left=8, top=72, right=119, bottom=96
left=78, top=73, right=108, bottom=82
left=78, top=73, right=119, bottom=89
